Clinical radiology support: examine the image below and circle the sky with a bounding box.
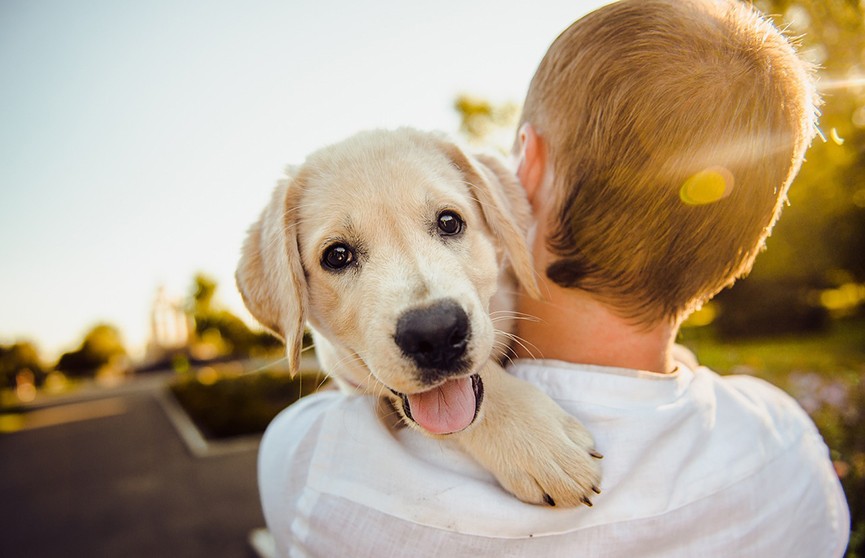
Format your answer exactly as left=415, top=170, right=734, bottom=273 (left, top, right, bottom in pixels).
left=0, top=0, right=609, bottom=360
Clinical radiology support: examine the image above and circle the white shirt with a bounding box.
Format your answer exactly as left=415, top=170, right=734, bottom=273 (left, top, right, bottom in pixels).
left=259, top=360, right=850, bottom=557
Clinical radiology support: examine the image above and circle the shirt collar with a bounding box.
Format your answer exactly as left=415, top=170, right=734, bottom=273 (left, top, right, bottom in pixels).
left=507, top=358, right=696, bottom=407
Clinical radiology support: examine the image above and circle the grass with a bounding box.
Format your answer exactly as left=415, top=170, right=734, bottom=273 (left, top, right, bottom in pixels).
left=679, top=316, right=865, bottom=385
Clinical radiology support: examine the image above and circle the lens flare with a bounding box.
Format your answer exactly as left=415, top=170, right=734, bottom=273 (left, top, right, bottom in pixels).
left=679, top=166, right=733, bottom=206
left=817, top=76, right=865, bottom=92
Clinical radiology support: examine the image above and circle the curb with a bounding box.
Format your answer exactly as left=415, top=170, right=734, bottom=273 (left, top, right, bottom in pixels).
left=155, top=388, right=261, bottom=458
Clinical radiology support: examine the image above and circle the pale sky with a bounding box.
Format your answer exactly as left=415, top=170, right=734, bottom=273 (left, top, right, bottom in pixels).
left=0, top=0, right=609, bottom=360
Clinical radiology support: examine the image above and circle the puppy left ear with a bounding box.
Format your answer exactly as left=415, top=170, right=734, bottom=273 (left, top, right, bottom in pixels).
left=236, top=173, right=309, bottom=376
left=437, top=140, right=540, bottom=299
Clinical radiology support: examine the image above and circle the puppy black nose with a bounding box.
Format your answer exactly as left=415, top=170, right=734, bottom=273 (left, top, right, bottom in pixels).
left=394, top=299, right=469, bottom=372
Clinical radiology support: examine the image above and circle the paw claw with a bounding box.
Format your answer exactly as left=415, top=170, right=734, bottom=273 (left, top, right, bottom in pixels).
left=543, top=494, right=556, bottom=507
left=592, top=485, right=602, bottom=495
left=581, top=496, right=593, bottom=507
left=589, top=449, right=604, bottom=459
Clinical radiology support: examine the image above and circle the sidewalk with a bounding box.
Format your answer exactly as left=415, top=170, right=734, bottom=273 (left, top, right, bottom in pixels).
left=0, top=378, right=266, bottom=557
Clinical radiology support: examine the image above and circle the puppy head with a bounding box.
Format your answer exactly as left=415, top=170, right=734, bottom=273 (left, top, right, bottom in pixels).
left=237, top=129, right=536, bottom=430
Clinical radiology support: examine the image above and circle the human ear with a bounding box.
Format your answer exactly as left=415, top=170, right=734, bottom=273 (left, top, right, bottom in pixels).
left=515, top=123, right=547, bottom=209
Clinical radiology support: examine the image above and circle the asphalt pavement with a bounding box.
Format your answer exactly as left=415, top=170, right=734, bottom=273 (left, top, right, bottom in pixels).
left=0, top=380, right=267, bottom=557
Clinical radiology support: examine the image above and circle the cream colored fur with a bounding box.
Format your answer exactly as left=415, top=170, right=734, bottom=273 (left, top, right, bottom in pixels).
left=237, top=128, right=601, bottom=507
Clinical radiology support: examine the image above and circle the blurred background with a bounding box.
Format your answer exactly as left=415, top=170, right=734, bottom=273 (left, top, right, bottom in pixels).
left=1, top=0, right=863, bottom=556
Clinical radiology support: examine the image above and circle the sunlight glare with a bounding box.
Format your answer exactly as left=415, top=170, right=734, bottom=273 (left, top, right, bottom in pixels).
left=679, top=166, right=733, bottom=206
left=817, top=76, right=865, bottom=92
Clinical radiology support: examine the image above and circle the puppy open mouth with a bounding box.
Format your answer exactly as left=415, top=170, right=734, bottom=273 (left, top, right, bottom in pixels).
left=395, top=373, right=484, bottom=435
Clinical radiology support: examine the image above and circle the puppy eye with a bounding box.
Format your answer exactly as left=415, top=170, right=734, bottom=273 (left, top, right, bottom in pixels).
left=322, top=243, right=354, bottom=271
left=437, top=210, right=464, bottom=237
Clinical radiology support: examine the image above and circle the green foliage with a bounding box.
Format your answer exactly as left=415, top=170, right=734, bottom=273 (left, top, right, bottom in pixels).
left=712, top=278, right=829, bottom=338
left=191, top=273, right=218, bottom=316
left=681, top=317, right=865, bottom=382
left=170, top=368, right=328, bottom=439
left=55, top=324, right=127, bottom=378
left=454, top=94, right=520, bottom=152
left=188, top=273, right=282, bottom=359
left=0, top=341, right=46, bottom=389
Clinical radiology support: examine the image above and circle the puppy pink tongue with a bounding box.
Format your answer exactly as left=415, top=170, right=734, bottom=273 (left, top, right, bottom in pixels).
left=407, top=376, right=476, bottom=435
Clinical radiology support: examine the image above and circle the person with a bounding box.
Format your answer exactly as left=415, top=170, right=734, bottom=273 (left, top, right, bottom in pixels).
left=257, top=0, right=850, bottom=555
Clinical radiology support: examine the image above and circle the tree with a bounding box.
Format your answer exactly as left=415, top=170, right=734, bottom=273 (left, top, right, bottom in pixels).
left=55, top=324, right=127, bottom=378
left=0, top=341, right=46, bottom=389
left=191, top=273, right=218, bottom=316
left=454, top=94, right=520, bottom=152
left=188, top=273, right=281, bottom=359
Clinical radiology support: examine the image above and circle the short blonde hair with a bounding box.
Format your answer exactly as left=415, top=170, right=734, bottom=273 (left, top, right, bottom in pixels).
left=520, top=0, right=819, bottom=324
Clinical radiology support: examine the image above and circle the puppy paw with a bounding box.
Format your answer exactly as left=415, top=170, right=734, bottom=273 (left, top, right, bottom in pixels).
left=455, top=366, right=603, bottom=508
left=496, top=414, right=603, bottom=508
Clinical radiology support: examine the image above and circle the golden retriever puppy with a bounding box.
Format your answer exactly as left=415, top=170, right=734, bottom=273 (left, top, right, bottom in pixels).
left=237, top=128, right=602, bottom=507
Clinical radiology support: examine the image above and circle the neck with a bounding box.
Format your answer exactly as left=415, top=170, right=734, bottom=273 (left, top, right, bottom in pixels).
left=512, top=278, right=679, bottom=374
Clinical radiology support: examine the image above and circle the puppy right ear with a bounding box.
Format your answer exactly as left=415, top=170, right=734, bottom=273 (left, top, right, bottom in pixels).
left=236, top=172, right=308, bottom=376
left=433, top=138, right=540, bottom=299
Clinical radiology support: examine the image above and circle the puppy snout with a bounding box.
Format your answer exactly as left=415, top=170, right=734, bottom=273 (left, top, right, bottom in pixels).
left=394, top=299, right=469, bottom=373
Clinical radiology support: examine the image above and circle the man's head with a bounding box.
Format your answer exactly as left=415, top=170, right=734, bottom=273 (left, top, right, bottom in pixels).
left=516, top=0, right=819, bottom=326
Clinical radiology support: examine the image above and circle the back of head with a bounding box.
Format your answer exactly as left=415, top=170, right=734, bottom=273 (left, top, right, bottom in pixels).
left=521, top=0, right=818, bottom=324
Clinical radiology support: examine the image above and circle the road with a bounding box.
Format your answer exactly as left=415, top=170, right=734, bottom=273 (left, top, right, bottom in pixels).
left=0, top=380, right=266, bottom=557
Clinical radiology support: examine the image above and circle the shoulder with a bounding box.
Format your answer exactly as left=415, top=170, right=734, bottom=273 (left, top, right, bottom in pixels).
left=257, top=391, right=344, bottom=523
left=259, top=390, right=394, bottom=491
left=259, top=389, right=343, bottom=470
left=257, top=389, right=574, bottom=538
left=705, top=370, right=820, bottom=441
left=686, top=368, right=835, bottom=482
left=258, top=390, right=494, bottom=517
left=259, top=391, right=428, bottom=551
left=711, top=371, right=850, bottom=552
left=260, top=389, right=344, bottom=448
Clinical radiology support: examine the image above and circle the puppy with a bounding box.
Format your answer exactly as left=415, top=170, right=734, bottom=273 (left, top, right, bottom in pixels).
left=237, top=128, right=601, bottom=507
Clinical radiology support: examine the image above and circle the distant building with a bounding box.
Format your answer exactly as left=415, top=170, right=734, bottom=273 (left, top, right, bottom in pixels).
left=144, top=286, right=191, bottom=366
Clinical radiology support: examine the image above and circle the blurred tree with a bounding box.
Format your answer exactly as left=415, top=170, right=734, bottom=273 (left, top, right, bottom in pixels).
left=188, top=273, right=281, bottom=359
left=454, top=94, right=520, bottom=152
left=0, top=341, right=47, bottom=389
left=55, top=324, right=127, bottom=378
left=192, top=273, right=218, bottom=316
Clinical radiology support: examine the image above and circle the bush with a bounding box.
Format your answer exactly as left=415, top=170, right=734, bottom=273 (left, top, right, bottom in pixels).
left=1, top=342, right=46, bottom=389
left=713, top=279, right=829, bottom=340
left=170, top=368, right=328, bottom=439
left=56, top=324, right=127, bottom=378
